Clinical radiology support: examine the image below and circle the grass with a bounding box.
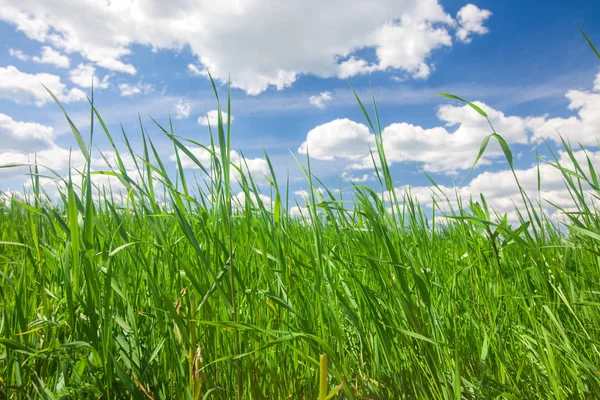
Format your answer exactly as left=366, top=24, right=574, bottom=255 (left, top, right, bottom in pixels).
left=1, top=36, right=600, bottom=400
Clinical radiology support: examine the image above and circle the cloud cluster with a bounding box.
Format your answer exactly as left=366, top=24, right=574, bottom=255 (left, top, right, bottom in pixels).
left=170, top=146, right=269, bottom=182
left=0, top=113, right=56, bottom=152
left=70, top=63, right=111, bottom=89
left=529, top=72, right=600, bottom=146
left=0, top=0, right=491, bottom=94
left=299, top=71, right=600, bottom=175
left=9, top=46, right=70, bottom=68
left=298, top=102, right=530, bottom=174
left=388, top=148, right=600, bottom=225
left=118, top=81, right=154, bottom=97
left=0, top=66, right=86, bottom=106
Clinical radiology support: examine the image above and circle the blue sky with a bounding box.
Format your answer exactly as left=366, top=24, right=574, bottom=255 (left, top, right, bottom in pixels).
left=1, top=0, right=599, bottom=219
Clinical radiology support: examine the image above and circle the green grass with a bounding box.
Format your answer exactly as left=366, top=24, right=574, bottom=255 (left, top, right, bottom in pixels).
left=2, top=39, right=600, bottom=400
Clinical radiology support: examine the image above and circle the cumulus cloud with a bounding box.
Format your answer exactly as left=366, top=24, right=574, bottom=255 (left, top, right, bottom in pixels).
left=11, top=46, right=71, bottom=68
left=529, top=72, right=600, bottom=146
left=456, top=4, right=492, bottom=43
left=198, top=110, right=233, bottom=126
left=309, top=92, right=333, bottom=109
left=0, top=143, right=149, bottom=199
left=170, top=146, right=269, bottom=181
left=300, top=71, right=600, bottom=176
left=0, top=113, right=55, bottom=152
left=0, top=0, right=490, bottom=95
left=298, top=103, right=530, bottom=174
left=0, top=66, right=86, bottom=106
left=0, top=146, right=85, bottom=180
left=298, top=118, right=375, bottom=161
left=118, top=81, right=154, bottom=96
left=174, top=99, right=191, bottom=119
left=33, top=46, right=70, bottom=68
left=70, top=63, right=111, bottom=89
left=389, top=148, right=600, bottom=225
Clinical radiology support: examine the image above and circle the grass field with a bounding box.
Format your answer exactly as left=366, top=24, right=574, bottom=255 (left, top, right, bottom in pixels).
left=2, top=46, right=600, bottom=399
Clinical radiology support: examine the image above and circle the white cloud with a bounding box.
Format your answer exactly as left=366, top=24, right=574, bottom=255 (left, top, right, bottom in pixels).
left=118, top=81, right=154, bottom=97
left=9, top=46, right=70, bottom=68
left=299, top=102, right=530, bottom=174
left=309, top=92, right=333, bottom=109
left=333, top=16, right=453, bottom=81
left=367, top=16, right=452, bottom=79
left=341, top=171, right=373, bottom=182
left=0, top=65, right=86, bottom=106
left=174, top=99, right=191, bottom=119
left=188, top=64, right=204, bottom=77
left=233, top=192, right=272, bottom=210
left=293, top=189, right=310, bottom=198
left=594, top=71, right=600, bottom=92
left=0, top=0, right=484, bottom=95
left=70, top=63, right=111, bottom=89
left=293, top=188, right=326, bottom=198
left=0, top=144, right=148, bottom=198
left=198, top=110, right=233, bottom=126
left=390, top=148, right=600, bottom=225
left=9, top=48, right=29, bottom=61
left=289, top=205, right=309, bottom=218
left=298, top=118, right=374, bottom=161
left=33, top=46, right=70, bottom=68
left=529, top=74, right=600, bottom=146
left=456, top=4, right=492, bottom=43
left=0, top=146, right=86, bottom=180
left=170, top=146, right=269, bottom=181
left=0, top=113, right=55, bottom=152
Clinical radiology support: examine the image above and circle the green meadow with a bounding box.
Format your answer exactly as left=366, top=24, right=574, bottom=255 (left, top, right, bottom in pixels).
left=1, top=32, right=600, bottom=400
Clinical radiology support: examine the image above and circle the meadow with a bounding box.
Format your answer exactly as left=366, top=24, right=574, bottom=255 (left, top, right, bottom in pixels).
left=1, top=34, right=600, bottom=400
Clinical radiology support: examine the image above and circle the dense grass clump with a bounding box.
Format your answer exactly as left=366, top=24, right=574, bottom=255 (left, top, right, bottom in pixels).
left=2, top=66, right=600, bottom=399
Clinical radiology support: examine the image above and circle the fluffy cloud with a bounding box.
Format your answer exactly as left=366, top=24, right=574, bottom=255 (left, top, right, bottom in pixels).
left=529, top=72, right=600, bottom=146
left=233, top=192, right=272, bottom=210
left=298, top=118, right=375, bottom=161
left=456, top=4, right=492, bottom=43
left=10, top=46, right=71, bottom=68
left=390, top=148, right=600, bottom=225
left=0, top=143, right=146, bottom=198
left=70, top=64, right=111, bottom=89
left=0, top=113, right=55, bottom=152
left=118, top=81, right=154, bottom=97
left=0, top=66, right=86, bottom=106
left=0, top=146, right=86, bottom=180
left=300, top=71, right=600, bottom=175
left=174, top=100, right=191, bottom=119
left=34, top=46, right=70, bottom=68
left=298, top=102, right=529, bottom=174
left=170, top=146, right=269, bottom=181
left=0, top=0, right=490, bottom=95
left=309, top=92, right=333, bottom=109
left=198, top=110, right=233, bottom=126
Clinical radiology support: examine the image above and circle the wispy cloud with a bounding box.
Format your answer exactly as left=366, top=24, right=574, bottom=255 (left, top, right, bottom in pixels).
left=309, top=92, right=332, bottom=109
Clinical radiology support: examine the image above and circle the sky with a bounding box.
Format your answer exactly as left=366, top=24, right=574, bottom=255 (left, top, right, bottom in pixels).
left=1, top=0, right=599, bottom=221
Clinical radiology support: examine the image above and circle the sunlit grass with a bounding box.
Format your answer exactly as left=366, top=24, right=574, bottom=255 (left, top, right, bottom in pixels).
left=1, top=32, right=600, bottom=400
